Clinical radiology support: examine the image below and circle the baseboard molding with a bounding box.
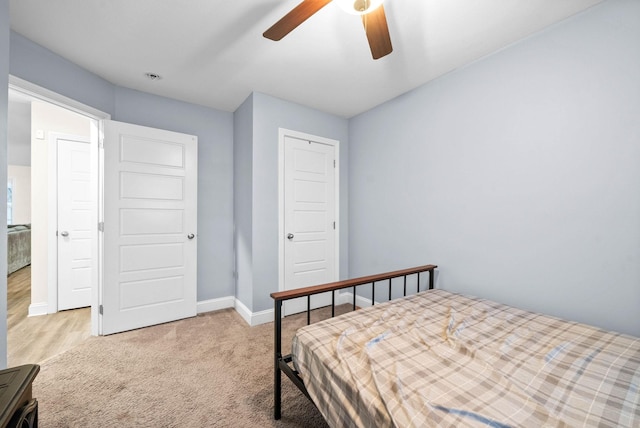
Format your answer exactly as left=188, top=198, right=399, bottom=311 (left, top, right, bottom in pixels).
left=196, top=296, right=235, bottom=314
left=336, top=292, right=377, bottom=308
left=233, top=299, right=252, bottom=325
left=195, top=296, right=274, bottom=327
left=249, top=307, right=274, bottom=326
left=28, top=302, right=48, bottom=317
left=233, top=299, right=274, bottom=327
left=29, top=295, right=368, bottom=323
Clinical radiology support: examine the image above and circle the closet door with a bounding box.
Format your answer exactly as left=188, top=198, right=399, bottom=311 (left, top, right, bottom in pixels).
left=282, top=134, right=337, bottom=316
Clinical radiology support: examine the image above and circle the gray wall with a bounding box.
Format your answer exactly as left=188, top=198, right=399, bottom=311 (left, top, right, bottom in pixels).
left=6, top=29, right=348, bottom=325
left=113, top=87, right=235, bottom=301
left=232, top=92, right=349, bottom=313
left=10, top=32, right=114, bottom=115
left=251, top=92, right=349, bottom=312
left=8, top=33, right=236, bottom=304
left=349, top=0, right=640, bottom=336
left=0, top=0, right=9, bottom=368
left=233, top=94, right=254, bottom=308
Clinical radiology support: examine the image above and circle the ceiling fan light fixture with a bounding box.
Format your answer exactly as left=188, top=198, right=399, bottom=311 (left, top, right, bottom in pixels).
left=334, top=0, right=384, bottom=16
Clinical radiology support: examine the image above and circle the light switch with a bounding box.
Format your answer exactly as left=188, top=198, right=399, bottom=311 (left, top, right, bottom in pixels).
left=35, top=130, right=45, bottom=139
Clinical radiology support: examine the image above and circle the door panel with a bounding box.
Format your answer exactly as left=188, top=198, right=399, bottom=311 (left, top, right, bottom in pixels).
left=57, top=138, right=93, bottom=311
left=120, top=209, right=183, bottom=235
left=102, top=120, right=197, bottom=335
left=283, top=135, right=337, bottom=315
left=120, top=172, right=184, bottom=199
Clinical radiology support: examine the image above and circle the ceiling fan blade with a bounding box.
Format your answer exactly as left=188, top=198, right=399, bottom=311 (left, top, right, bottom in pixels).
left=362, top=4, right=393, bottom=59
left=264, top=0, right=333, bottom=41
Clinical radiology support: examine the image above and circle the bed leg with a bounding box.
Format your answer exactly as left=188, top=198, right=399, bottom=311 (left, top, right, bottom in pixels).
left=275, top=362, right=282, bottom=420
left=274, top=300, right=282, bottom=420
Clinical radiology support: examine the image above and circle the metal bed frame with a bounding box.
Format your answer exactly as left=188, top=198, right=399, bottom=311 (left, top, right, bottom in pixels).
left=271, top=264, right=437, bottom=420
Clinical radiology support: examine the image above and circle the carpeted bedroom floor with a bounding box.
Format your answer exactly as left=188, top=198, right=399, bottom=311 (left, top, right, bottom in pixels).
left=34, top=308, right=331, bottom=427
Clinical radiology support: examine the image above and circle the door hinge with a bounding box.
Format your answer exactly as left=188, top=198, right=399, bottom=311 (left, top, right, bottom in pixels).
left=98, top=222, right=104, bottom=232
left=99, top=304, right=103, bottom=315
left=333, top=221, right=336, bottom=230
left=99, top=137, right=104, bottom=149
left=333, top=159, right=336, bottom=168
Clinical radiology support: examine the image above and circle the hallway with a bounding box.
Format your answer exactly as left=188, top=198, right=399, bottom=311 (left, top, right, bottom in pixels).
left=7, top=266, right=91, bottom=366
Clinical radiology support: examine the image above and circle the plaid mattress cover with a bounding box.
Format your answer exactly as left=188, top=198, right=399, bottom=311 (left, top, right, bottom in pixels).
left=291, top=289, right=640, bottom=427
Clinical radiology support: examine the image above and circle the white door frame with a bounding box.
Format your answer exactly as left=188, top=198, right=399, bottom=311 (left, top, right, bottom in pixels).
left=277, top=128, right=340, bottom=295
left=9, top=75, right=110, bottom=336
left=47, top=132, right=94, bottom=313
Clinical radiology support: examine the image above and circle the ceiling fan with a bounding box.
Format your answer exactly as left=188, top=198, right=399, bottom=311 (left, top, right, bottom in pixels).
left=263, top=0, right=393, bottom=60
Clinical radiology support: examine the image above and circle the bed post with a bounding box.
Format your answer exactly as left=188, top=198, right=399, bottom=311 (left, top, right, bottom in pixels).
left=429, top=267, right=434, bottom=290
left=274, top=299, right=282, bottom=420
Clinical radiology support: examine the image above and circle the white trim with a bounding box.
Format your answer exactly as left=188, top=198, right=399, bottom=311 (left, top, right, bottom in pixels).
left=234, top=299, right=274, bottom=326
left=197, top=296, right=235, bottom=314
left=336, top=291, right=378, bottom=309
left=93, top=121, right=104, bottom=337
left=28, top=302, right=48, bottom=317
left=28, top=295, right=273, bottom=327
left=9, top=76, right=111, bottom=121
left=277, top=128, right=340, bottom=297
left=234, top=299, right=252, bottom=325
left=8, top=76, right=110, bottom=337
left=47, top=134, right=57, bottom=313
left=197, top=297, right=275, bottom=326
left=249, top=307, right=274, bottom=326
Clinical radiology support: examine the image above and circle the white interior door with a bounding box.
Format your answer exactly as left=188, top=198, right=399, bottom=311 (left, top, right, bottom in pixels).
left=57, top=137, right=93, bottom=310
left=283, top=134, right=337, bottom=316
left=102, top=120, right=197, bottom=335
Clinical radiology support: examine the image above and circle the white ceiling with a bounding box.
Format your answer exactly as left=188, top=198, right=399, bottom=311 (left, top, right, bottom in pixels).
left=9, top=0, right=602, bottom=118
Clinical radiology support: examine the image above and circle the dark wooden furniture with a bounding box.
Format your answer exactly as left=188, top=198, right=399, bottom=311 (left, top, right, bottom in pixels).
left=0, top=364, right=39, bottom=428
left=271, top=264, right=437, bottom=420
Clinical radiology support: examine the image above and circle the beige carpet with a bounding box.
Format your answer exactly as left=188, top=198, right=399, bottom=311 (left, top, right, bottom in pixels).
left=34, top=308, right=330, bottom=427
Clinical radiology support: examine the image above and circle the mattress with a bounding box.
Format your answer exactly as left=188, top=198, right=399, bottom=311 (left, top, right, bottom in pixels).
left=291, top=289, right=640, bottom=427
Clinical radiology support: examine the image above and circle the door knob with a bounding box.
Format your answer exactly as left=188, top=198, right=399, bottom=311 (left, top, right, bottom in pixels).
left=287, top=233, right=294, bottom=240
left=187, top=234, right=195, bottom=239
left=60, top=231, right=69, bottom=237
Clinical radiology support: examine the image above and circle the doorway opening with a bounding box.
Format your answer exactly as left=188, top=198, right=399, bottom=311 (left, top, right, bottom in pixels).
left=7, top=76, right=200, bottom=349
left=6, top=76, right=109, bottom=364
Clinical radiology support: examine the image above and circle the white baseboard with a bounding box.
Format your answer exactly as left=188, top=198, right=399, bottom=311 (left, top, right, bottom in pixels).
left=195, top=296, right=273, bottom=326
left=336, top=292, right=377, bottom=308
left=28, top=302, right=48, bottom=317
left=233, top=299, right=274, bottom=327
left=196, top=296, right=235, bottom=314
left=249, top=307, right=274, bottom=326
left=28, top=296, right=268, bottom=325
left=233, top=299, right=252, bottom=325
left=30, top=294, right=367, bottom=324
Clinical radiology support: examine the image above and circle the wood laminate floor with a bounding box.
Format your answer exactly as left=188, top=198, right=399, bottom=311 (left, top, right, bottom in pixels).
left=7, top=266, right=91, bottom=366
